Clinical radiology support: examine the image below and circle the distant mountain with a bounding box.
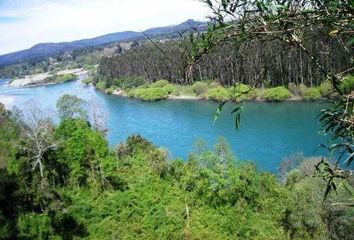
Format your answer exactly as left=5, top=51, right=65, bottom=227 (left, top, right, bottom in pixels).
left=0, top=19, right=207, bottom=67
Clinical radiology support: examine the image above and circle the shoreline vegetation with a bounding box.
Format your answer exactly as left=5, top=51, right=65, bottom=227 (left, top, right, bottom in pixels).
left=6, top=69, right=353, bottom=103
left=83, top=76, right=354, bottom=103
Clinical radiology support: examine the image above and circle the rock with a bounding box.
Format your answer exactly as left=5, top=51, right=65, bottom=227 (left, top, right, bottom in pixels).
left=113, top=89, right=126, bottom=96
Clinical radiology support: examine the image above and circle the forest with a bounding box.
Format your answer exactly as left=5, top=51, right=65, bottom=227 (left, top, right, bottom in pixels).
left=97, top=31, right=351, bottom=87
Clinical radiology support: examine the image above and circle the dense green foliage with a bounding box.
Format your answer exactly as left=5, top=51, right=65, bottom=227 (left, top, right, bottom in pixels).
left=230, top=84, right=257, bottom=102
left=339, top=75, right=354, bottom=95
left=50, top=73, right=77, bottom=83
left=204, top=86, right=231, bottom=102
left=56, top=94, right=87, bottom=120
left=95, top=81, right=107, bottom=91
left=192, top=81, right=209, bottom=95
left=0, top=99, right=353, bottom=239
left=261, top=87, right=291, bottom=102
left=128, top=87, right=170, bottom=101
left=319, top=80, right=333, bottom=97
left=302, top=88, right=322, bottom=101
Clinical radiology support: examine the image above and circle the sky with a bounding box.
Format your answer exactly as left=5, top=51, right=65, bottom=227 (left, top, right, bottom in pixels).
left=0, top=0, right=209, bottom=55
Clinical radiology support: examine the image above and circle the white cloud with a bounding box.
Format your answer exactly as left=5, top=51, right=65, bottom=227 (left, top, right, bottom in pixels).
left=0, top=0, right=210, bottom=54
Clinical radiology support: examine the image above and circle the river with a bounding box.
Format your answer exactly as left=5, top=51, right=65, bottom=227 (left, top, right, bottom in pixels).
left=0, top=79, right=331, bottom=172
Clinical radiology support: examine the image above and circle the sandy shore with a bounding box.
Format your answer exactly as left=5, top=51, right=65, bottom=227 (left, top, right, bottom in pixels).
left=8, top=68, right=88, bottom=87
left=9, top=73, right=50, bottom=87
left=168, top=95, right=200, bottom=100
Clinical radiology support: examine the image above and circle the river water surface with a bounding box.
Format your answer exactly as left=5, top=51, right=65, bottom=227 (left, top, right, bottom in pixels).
left=0, top=79, right=331, bottom=172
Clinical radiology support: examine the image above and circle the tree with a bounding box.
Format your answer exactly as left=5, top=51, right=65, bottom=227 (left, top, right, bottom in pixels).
left=56, top=94, right=87, bottom=120
left=21, top=102, right=56, bottom=178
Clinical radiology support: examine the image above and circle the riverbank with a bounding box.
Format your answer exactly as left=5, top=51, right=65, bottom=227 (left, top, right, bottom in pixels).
left=9, top=68, right=88, bottom=87
left=90, top=79, right=333, bottom=103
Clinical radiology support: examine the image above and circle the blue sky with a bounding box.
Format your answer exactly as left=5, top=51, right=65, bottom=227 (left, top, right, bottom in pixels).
left=0, top=0, right=209, bottom=55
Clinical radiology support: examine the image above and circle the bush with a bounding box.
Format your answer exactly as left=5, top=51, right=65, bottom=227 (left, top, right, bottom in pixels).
left=298, top=83, right=308, bottom=96
left=106, top=86, right=117, bottom=95
left=150, top=79, right=169, bottom=88
left=43, top=73, right=76, bottom=84
left=339, top=75, right=354, bottom=94
left=192, top=81, right=209, bottom=95
left=132, top=87, right=169, bottom=101
left=288, top=82, right=298, bottom=95
left=95, top=81, right=107, bottom=91
left=319, top=80, right=333, bottom=97
left=81, top=77, right=93, bottom=85
left=56, top=73, right=76, bottom=83
left=230, top=83, right=256, bottom=101
left=163, top=84, right=175, bottom=94
left=171, top=85, right=194, bottom=96
left=261, top=86, right=291, bottom=102
left=204, top=87, right=231, bottom=102
left=302, top=87, right=322, bottom=101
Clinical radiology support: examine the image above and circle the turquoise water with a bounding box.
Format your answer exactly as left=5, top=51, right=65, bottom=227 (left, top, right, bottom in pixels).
left=0, top=80, right=331, bottom=172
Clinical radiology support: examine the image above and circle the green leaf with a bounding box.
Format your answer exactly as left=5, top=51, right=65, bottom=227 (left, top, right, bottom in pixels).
left=213, top=102, right=226, bottom=124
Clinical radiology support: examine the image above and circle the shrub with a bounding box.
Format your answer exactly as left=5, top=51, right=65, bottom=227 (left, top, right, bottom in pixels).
left=172, top=85, right=195, bottom=96
left=339, top=75, right=354, bottom=94
left=163, top=84, right=175, bottom=94
left=288, top=82, right=298, bottom=95
left=298, top=83, right=308, bottom=96
left=204, top=87, right=231, bottom=102
left=56, top=73, right=76, bottom=82
left=302, top=87, right=322, bottom=101
left=230, top=83, right=256, bottom=101
left=133, top=87, right=169, bottom=101
left=150, top=79, right=169, bottom=88
left=261, top=86, right=291, bottom=102
left=82, top=77, right=93, bottom=85
left=43, top=73, right=76, bottom=84
left=106, top=86, right=117, bottom=95
left=95, top=81, right=107, bottom=91
left=192, top=81, right=209, bottom=95
left=319, top=80, right=333, bottom=97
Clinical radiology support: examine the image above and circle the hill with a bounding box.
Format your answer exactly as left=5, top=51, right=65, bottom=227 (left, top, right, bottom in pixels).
left=0, top=19, right=206, bottom=67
